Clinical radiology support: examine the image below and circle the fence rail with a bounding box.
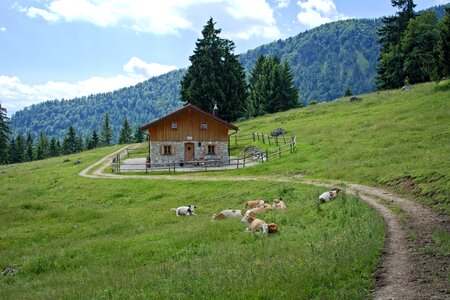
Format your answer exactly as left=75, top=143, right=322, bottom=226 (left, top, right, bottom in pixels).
left=112, top=133, right=297, bottom=173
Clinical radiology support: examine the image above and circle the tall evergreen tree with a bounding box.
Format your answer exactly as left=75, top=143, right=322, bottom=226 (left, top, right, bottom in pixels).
left=377, top=0, right=417, bottom=89
left=100, top=113, right=113, bottom=146
left=439, top=7, right=450, bottom=78
left=180, top=18, right=248, bottom=121
left=0, top=103, right=10, bottom=164
left=134, top=127, right=144, bottom=143
left=75, top=135, right=84, bottom=153
left=8, top=138, right=17, bottom=164
left=247, top=55, right=299, bottom=117
left=49, top=137, right=60, bottom=157
left=63, top=126, right=77, bottom=154
left=90, top=129, right=99, bottom=149
left=15, top=134, right=25, bottom=163
left=119, top=117, right=132, bottom=144
left=35, top=132, right=49, bottom=160
left=401, top=11, right=440, bottom=84
left=25, top=132, right=33, bottom=162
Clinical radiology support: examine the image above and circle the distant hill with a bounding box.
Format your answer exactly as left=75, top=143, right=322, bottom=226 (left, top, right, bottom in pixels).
left=10, top=5, right=448, bottom=140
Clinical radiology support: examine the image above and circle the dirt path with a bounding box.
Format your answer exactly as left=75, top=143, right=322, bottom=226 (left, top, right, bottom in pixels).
left=80, top=150, right=450, bottom=299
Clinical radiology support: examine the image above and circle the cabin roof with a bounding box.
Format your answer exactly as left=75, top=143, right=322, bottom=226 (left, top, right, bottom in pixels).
left=140, top=103, right=239, bottom=131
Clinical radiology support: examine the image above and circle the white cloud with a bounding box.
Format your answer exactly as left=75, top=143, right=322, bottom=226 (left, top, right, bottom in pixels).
left=18, top=0, right=281, bottom=39
left=296, top=0, right=348, bottom=28
left=275, top=0, right=290, bottom=8
left=123, top=57, right=177, bottom=78
left=0, top=58, right=177, bottom=116
left=0, top=27, right=6, bottom=32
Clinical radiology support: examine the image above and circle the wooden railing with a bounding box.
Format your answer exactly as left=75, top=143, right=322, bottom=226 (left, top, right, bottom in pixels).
left=112, top=134, right=297, bottom=173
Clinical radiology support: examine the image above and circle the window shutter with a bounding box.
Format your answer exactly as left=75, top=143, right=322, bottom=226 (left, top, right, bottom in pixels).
left=160, top=145, right=164, bottom=154
left=214, top=144, right=218, bottom=155
left=171, top=146, right=175, bottom=155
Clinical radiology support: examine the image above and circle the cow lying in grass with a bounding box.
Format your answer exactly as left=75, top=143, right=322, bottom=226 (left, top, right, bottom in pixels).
left=212, top=209, right=245, bottom=220
left=241, top=214, right=278, bottom=234
left=245, top=204, right=272, bottom=216
left=272, top=199, right=287, bottom=209
left=319, top=188, right=341, bottom=203
left=244, top=200, right=265, bottom=208
left=172, top=205, right=197, bottom=216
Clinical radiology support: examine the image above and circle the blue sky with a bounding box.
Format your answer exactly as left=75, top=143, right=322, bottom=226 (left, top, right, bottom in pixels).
left=0, top=0, right=447, bottom=116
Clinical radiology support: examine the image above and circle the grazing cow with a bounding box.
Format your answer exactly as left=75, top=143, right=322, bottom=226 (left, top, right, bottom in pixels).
left=319, top=188, right=342, bottom=203
left=241, top=215, right=278, bottom=234
left=272, top=199, right=287, bottom=209
left=244, top=200, right=265, bottom=209
left=212, top=209, right=245, bottom=220
left=172, top=205, right=197, bottom=216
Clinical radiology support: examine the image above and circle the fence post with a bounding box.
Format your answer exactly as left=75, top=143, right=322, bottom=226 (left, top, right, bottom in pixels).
left=235, top=135, right=238, bottom=145
left=236, top=157, right=239, bottom=168
left=262, top=134, right=265, bottom=144
left=243, top=156, right=246, bottom=167
left=260, top=152, right=264, bottom=163
left=275, top=136, right=279, bottom=146
left=268, top=135, right=271, bottom=145
left=257, top=133, right=260, bottom=141
left=283, top=135, right=286, bottom=144
left=252, top=133, right=255, bottom=142
left=279, top=146, right=281, bottom=157
left=266, top=150, right=269, bottom=162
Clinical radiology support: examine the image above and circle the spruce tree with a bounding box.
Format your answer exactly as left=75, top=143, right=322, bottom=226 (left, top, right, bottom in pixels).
left=15, top=134, right=25, bottom=163
left=181, top=18, right=248, bottom=121
left=134, top=127, right=144, bottom=143
left=247, top=55, right=268, bottom=118
left=401, top=11, right=440, bottom=84
left=119, top=117, right=132, bottom=144
left=91, top=129, right=99, bottom=149
left=63, top=126, right=77, bottom=154
left=100, top=113, right=113, bottom=146
left=8, top=138, right=17, bottom=164
left=25, top=132, right=33, bottom=162
left=377, top=0, right=416, bottom=89
left=35, top=132, right=49, bottom=160
left=49, top=137, right=60, bottom=157
left=439, top=7, right=450, bottom=78
left=0, top=103, right=10, bottom=164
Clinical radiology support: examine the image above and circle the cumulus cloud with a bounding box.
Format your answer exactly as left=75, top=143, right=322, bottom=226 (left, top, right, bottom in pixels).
left=18, top=0, right=280, bottom=39
left=296, top=0, right=348, bottom=28
left=275, top=0, right=290, bottom=8
left=0, top=58, right=177, bottom=116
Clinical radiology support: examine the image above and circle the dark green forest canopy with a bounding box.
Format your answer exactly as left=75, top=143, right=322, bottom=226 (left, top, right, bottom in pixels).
left=9, top=5, right=448, bottom=140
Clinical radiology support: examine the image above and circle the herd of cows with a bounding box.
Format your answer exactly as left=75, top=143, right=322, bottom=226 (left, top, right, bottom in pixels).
left=171, top=187, right=342, bottom=234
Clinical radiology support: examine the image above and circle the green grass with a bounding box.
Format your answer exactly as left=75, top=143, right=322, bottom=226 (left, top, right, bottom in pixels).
left=0, top=147, right=384, bottom=299
left=184, top=81, right=450, bottom=214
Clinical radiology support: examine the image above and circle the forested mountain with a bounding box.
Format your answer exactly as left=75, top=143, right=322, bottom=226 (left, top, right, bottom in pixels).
left=10, top=5, right=447, bottom=140
left=239, top=18, right=381, bottom=102
left=11, top=69, right=185, bottom=140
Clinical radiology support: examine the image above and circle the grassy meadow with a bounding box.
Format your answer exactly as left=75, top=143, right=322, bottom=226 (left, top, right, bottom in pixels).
left=0, top=146, right=384, bottom=299
left=184, top=81, right=449, bottom=213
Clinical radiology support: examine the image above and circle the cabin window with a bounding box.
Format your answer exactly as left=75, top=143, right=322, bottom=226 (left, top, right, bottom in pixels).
left=163, top=145, right=173, bottom=155
left=200, top=122, right=207, bottom=130
left=171, top=122, right=177, bottom=130
left=207, top=145, right=215, bottom=155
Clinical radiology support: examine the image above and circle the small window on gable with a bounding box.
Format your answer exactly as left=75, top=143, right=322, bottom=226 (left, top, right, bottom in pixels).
left=171, top=122, right=177, bottom=130
left=201, top=122, right=207, bottom=130
left=207, top=145, right=215, bottom=155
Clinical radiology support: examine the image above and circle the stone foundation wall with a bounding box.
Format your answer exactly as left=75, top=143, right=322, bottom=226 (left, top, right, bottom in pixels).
left=150, top=141, right=229, bottom=165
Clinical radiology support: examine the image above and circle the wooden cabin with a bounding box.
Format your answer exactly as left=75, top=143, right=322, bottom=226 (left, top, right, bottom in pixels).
left=140, top=103, right=238, bottom=166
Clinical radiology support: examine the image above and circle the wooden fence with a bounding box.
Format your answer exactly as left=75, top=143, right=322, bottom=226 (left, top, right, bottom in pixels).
left=112, top=133, right=297, bottom=173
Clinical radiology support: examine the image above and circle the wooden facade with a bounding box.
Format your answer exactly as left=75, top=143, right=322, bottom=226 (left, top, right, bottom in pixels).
left=140, top=104, right=238, bottom=165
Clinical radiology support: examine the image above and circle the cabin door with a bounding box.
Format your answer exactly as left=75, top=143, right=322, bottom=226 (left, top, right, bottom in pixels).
left=184, top=142, right=194, bottom=162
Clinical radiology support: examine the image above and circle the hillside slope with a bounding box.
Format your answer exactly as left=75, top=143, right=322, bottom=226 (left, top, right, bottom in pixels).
left=233, top=81, right=450, bottom=212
